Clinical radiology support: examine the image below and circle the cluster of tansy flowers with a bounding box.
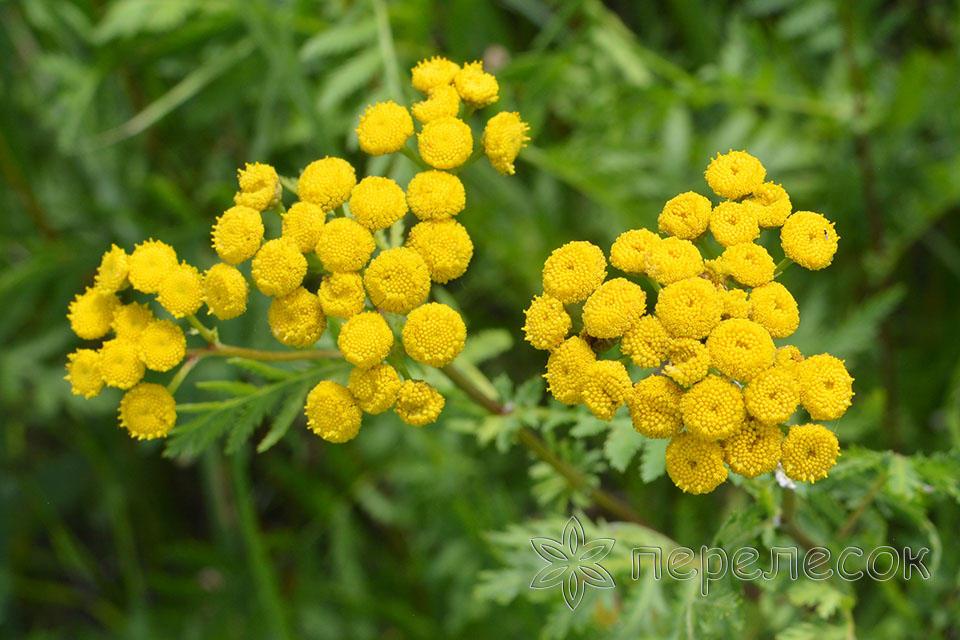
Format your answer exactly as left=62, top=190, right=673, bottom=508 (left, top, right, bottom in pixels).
left=64, top=56, right=529, bottom=445
left=523, top=151, right=852, bottom=494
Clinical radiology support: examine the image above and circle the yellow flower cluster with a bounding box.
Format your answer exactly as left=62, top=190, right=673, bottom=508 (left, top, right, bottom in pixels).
left=524, top=151, right=851, bottom=493
left=65, top=55, right=528, bottom=449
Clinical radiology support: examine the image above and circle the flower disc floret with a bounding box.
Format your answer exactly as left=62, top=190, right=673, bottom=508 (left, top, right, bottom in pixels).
left=412, top=84, right=461, bottom=124
left=744, top=181, right=792, bottom=228
left=706, top=319, right=776, bottom=382
left=402, top=303, right=466, bottom=367
left=349, top=176, right=408, bottom=231
left=68, top=287, right=119, bottom=339
left=119, top=383, right=176, bottom=441
left=268, top=287, right=327, bottom=348
left=627, top=375, right=683, bottom=438
left=348, top=364, right=402, bottom=415
left=395, top=380, right=445, bottom=427
left=743, top=366, right=799, bottom=425
left=411, top=56, right=460, bottom=93
left=718, top=287, right=751, bottom=319
left=315, top=217, right=376, bottom=272
left=65, top=349, right=104, bottom=399
left=659, top=192, right=711, bottom=239
left=541, top=241, right=607, bottom=304
left=212, top=206, right=264, bottom=265
left=139, top=319, right=186, bottom=372
left=749, top=282, right=799, bottom=338
left=95, top=244, right=129, bottom=292
left=356, top=101, right=414, bottom=156
left=720, top=242, right=776, bottom=288
left=780, top=211, right=839, bottom=270
left=722, top=420, right=781, bottom=478
left=797, top=354, right=854, bottom=420
left=523, top=294, right=571, bottom=351
left=417, top=117, right=473, bottom=170
left=406, top=171, right=466, bottom=220
left=775, top=345, right=804, bottom=375
left=704, top=150, right=766, bottom=199
left=609, top=229, right=659, bottom=274
left=665, top=432, right=728, bottom=494
left=128, top=239, right=178, bottom=293
left=157, top=262, right=204, bottom=318
left=337, top=311, right=393, bottom=368
left=234, top=162, right=280, bottom=211
left=545, top=336, right=596, bottom=405
left=709, top=201, right=759, bottom=247
left=203, top=263, right=249, bottom=320
left=581, top=360, right=632, bottom=421
left=100, top=338, right=145, bottom=389
left=363, top=248, right=431, bottom=314
left=621, top=315, right=670, bottom=368
left=582, top=277, right=647, bottom=339
left=298, top=157, right=357, bottom=212
left=482, top=111, right=530, bottom=175
left=405, top=219, right=474, bottom=283
left=251, top=238, right=307, bottom=297
left=282, top=202, right=325, bottom=252
left=453, top=61, right=499, bottom=108
left=654, top=277, right=722, bottom=339
left=318, top=272, right=366, bottom=319
left=663, top=338, right=711, bottom=387
left=680, top=374, right=746, bottom=440
left=112, top=302, right=153, bottom=340
left=644, top=237, right=704, bottom=285
left=780, top=423, right=840, bottom=483
left=305, top=381, right=362, bottom=443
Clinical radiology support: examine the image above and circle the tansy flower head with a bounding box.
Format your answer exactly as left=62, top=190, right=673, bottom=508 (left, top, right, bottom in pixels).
left=119, top=383, right=177, bottom=441
left=251, top=238, right=307, bottom=297
left=680, top=374, right=746, bottom=440
left=665, top=432, right=728, bottom=494
left=718, top=287, right=751, bottom=319
left=581, top=277, right=647, bottom=339
left=704, top=150, right=766, bottom=200
left=139, top=319, right=186, bottom=372
left=744, top=366, right=799, bottom=425
left=523, top=294, right=572, bottom=351
left=337, top=311, right=394, bottom=368
left=315, top=217, right=376, bottom=272
left=644, top=237, right=704, bottom=285
left=412, top=84, right=461, bottom=124
left=545, top=336, right=596, bottom=405
left=482, top=111, right=530, bottom=175
left=395, top=380, right=445, bottom=427
left=349, top=176, right=408, bottom=231
left=744, top=181, right=792, bottom=228
left=212, top=206, right=264, bottom=265
left=406, top=171, right=466, bottom=220
left=662, top=337, right=711, bottom=387
left=775, top=345, right=804, bottom=374
left=706, top=318, right=776, bottom=382
left=356, top=101, right=414, bottom=156
left=128, top=239, right=178, bottom=293
left=621, top=315, right=669, bottom=368
left=780, top=211, right=839, bottom=270
left=780, top=423, right=840, bottom=483
left=749, top=281, right=799, bottom=338
left=305, top=381, right=362, bottom=443
left=363, top=248, right=431, bottom=314
left=453, top=61, right=499, bottom=108
left=112, top=302, right=154, bottom=340
left=418, top=116, right=473, bottom=170
left=203, top=263, right=249, bottom=320
left=281, top=202, right=325, bottom=252
left=610, top=229, right=659, bottom=274
left=627, top=375, right=683, bottom=439
left=581, top=360, right=632, bottom=421
left=68, top=287, right=119, bottom=340
left=659, top=192, right=712, bottom=240
left=541, top=241, right=607, bottom=304
left=318, top=272, right=366, bottom=319
left=234, top=162, right=281, bottom=211
left=100, top=338, right=145, bottom=389
left=411, top=56, right=460, bottom=93
left=654, top=277, right=722, bottom=339
left=268, top=287, right=326, bottom=348
left=406, top=219, right=474, bottom=284
left=95, top=245, right=129, bottom=292
left=157, top=262, right=204, bottom=318
left=709, top=201, right=760, bottom=247
left=298, top=157, right=357, bottom=212
left=402, top=302, right=467, bottom=367
left=797, top=354, right=854, bottom=420
left=65, top=349, right=104, bottom=399
left=722, top=420, right=782, bottom=478
left=349, top=364, right=402, bottom=414
left=719, top=242, right=776, bottom=288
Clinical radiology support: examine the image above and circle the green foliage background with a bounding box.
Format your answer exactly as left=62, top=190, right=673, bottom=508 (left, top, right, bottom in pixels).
left=2, top=0, right=959, bottom=638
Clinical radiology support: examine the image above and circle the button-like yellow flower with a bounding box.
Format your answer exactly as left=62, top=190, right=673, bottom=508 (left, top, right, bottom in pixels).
left=722, top=420, right=781, bottom=478
left=406, top=170, right=466, bottom=220
left=112, top=302, right=154, bottom=340
left=212, top=206, right=264, bottom=265
left=349, top=364, right=402, bottom=414
left=65, top=349, right=104, bottom=399
left=706, top=318, right=776, bottom=382
left=411, top=56, right=460, bottom=93
left=453, top=60, right=499, bottom=108
left=418, top=116, right=473, bottom=170
left=251, top=238, right=307, bottom=297
left=402, top=302, right=466, bottom=367
left=523, top=294, right=571, bottom=351
left=268, top=287, right=326, bottom=348
left=749, top=281, right=799, bottom=338
left=315, top=217, right=376, bottom=272
left=203, top=263, right=249, bottom=320
left=406, top=219, right=474, bottom=284
left=743, top=366, right=799, bottom=425
left=95, top=244, right=129, bottom=292
left=349, top=176, right=408, bottom=231
left=780, top=211, right=839, bottom=270
left=68, top=287, right=119, bottom=340
left=318, top=272, right=366, bottom=319
left=298, top=157, right=357, bottom=212
left=581, top=360, right=632, bottom=421
left=100, top=338, right=145, bottom=389
left=305, top=380, right=362, bottom=443
left=412, top=84, right=461, bottom=124
left=234, top=162, right=281, bottom=211
left=337, top=311, right=394, bottom=368
left=744, top=181, right=792, bottom=228
left=363, top=248, right=431, bottom=314
left=663, top=337, right=711, bottom=387
left=704, top=150, right=766, bottom=200
left=157, top=262, right=204, bottom=318
left=665, top=432, right=728, bottom=494
left=609, top=229, right=659, bottom=274
left=775, top=345, right=804, bottom=375
left=644, top=237, right=704, bottom=285
left=659, top=192, right=711, bottom=240
left=627, top=375, right=683, bottom=438
left=680, top=374, right=746, bottom=440
left=718, top=287, right=751, bottom=319
left=482, top=111, right=530, bottom=175
left=541, top=241, right=606, bottom=304
left=719, top=242, right=775, bottom=288
left=621, top=315, right=669, bottom=368
left=119, top=383, right=177, bottom=441
left=582, top=277, right=647, bottom=339
left=281, top=201, right=326, bottom=252
left=545, top=336, right=596, bottom=405
left=780, top=423, right=840, bottom=483
left=129, top=239, right=178, bottom=293
left=139, top=319, right=186, bottom=372
left=356, top=101, right=414, bottom=156
left=654, top=277, right=722, bottom=340
left=797, top=354, right=854, bottom=420
left=709, top=201, right=760, bottom=247
left=395, top=380, right=445, bottom=426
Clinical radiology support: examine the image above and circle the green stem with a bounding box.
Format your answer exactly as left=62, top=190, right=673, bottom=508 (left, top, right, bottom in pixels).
left=460, top=105, right=475, bottom=121
left=279, top=175, right=299, bottom=195
left=645, top=277, right=663, bottom=292
left=185, top=344, right=342, bottom=362
left=372, top=0, right=403, bottom=103
left=774, top=257, right=793, bottom=278
left=187, top=314, right=219, bottom=345
left=399, top=145, right=430, bottom=170
left=453, top=147, right=483, bottom=175
left=780, top=488, right=818, bottom=549
left=837, top=473, right=886, bottom=538
left=167, top=356, right=200, bottom=394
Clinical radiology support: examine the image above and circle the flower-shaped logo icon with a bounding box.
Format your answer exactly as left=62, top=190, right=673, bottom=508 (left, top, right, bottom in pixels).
left=529, top=515, right=616, bottom=610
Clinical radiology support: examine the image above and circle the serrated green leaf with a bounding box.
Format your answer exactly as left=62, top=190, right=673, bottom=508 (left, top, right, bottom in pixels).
left=603, top=420, right=642, bottom=472
left=458, top=329, right=514, bottom=366
left=257, top=382, right=310, bottom=453
left=194, top=380, right=259, bottom=396
left=225, top=390, right=284, bottom=455
left=227, top=358, right=295, bottom=381
left=640, top=438, right=668, bottom=483
left=514, top=376, right=545, bottom=407
left=299, top=18, right=376, bottom=63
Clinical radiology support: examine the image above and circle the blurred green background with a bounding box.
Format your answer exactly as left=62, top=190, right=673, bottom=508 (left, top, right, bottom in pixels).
left=3, top=0, right=959, bottom=638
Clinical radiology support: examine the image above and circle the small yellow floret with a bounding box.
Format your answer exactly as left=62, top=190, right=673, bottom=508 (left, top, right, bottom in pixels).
left=268, top=287, right=327, bottom=348
left=412, top=84, right=461, bottom=123
left=523, top=294, right=571, bottom=351
left=719, top=242, right=776, bottom=288
left=100, top=338, right=145, bottom=389
left=305, top=381, right=362, bottom=443
left=609, top=229, right=659, bottom=274
left=112, top=302, right=154, bottom=340
left=203, top=263, right=249, bottom=320
left=482, top=111, right=530, bottom=175
left=411, top=56, right=460, bottom=93
left=545, top=336, right=597, bottom=405
left=775, top=345, right=804, bottom=375
left=665, top=432, right=728, bottom=494
left=402, top=302, right=466, bottom=367
left=406, top=171, right=466, bottom=220
left=744, top=366, right=799, bottom=425
left=282, top=202, right=326, bottom=252
left=363, top=248, right=431, bottom=314
left=749, top=282, right=799, bottom=338
left=298, top=157, right=357, bottom=212
left=212, top=206, right=264, bottom=265
left=722, top=420, right=782, bottom=478
left=706, top=318, right=776, bottom=382
left=627, top=375, right=683, bottom=438
left=65, top=349, right=104, bottom=399
left=138, top=319, right=186, bottom=372
left=744, top=182, right=792, bottom=227
left=781, top=423, right=840, bottom=483
left=659, top=192, right=712, bottom=239
left=356, top=101, right=414, bottom=156
left=349, top=364, right=402, bottom=415
left=581, top=278, right=647, bottom=339
left=68, top=287, right=119, bottom=339
left=349, top=176, right=408, bottom=231
left=621, top=315, right=669, bottom=368
left=337, top=311, right=394, bottom=368
left=395, top=380, right=445, bottom=427
left=780, top=211, right=839, bottom=270
left=662, top=338, right=711, bottom=387
left=315, top=217, right=376, bottom=272
left=581, top=360, right=632, bottom=421
left=654, top=277, right=722, bottom=339
left=119, top=383, right=176, bottom=440
left=541, top=241, right=607, bottom=304
left=704, top=150, right=766, bottom=200
left=406, top=219, right=474, bottom=283
left=453, top=61, right=499, bottom=108
left=418, top=117, right=473, bottom=170
left=234, top=162, right=281, bottom=211
left=128, top=239, right=178, bottom=293
left=644, top=237, right=704, bottom=285
left=95, top=244, right=129, bottom=292
left=251, top=238, right=307, bottom=297
left=680, top=374, right=746, bottom=440
left=157, top=262, right=204, bottom=318
left=318, top=272, right=366, bottom=319
left=797, top=354, right=854, bottom=420
left=718, top=287, right=752, bottom=319
left=709, top=201, right=760, bottom=247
